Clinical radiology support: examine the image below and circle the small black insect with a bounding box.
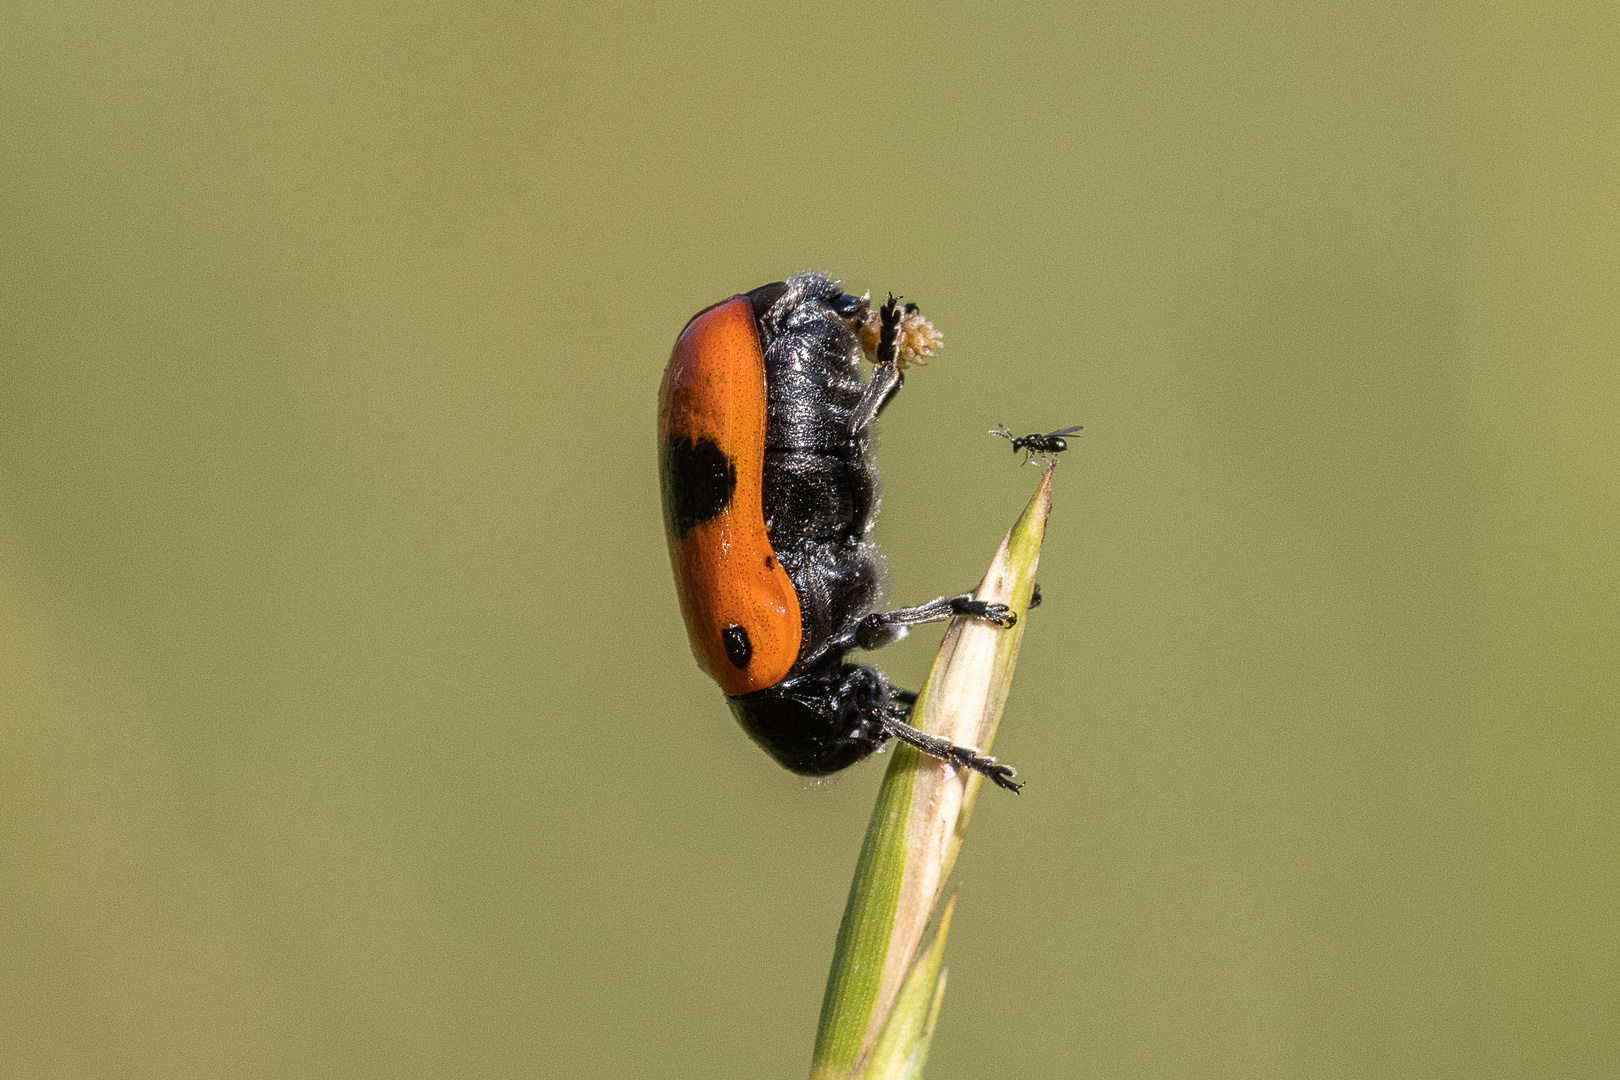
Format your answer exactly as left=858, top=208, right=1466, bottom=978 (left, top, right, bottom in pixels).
left=990, top=424, right=1084, bottom=465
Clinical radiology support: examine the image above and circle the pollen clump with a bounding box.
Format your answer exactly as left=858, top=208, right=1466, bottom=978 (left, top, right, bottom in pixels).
left=859, top=297, right=943, bottom=371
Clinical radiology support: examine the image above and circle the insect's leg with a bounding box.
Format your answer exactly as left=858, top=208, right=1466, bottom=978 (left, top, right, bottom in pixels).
left=879, top=711, right=1023, bottom=792
left=849, top=593, right=1016, bottom=650
left=850, top=362, right=903, bottom=434
left=850, top=294, right=905, bottom=434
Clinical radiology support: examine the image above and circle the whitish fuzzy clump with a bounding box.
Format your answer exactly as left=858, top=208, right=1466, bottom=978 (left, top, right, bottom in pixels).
left=858, top=293, right=943, bottom=371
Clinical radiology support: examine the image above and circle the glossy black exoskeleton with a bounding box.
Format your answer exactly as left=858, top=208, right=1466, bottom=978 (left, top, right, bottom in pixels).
left=990, top=424, right=1084, bottom=465
left=729, top=274, right=1023, bottom=791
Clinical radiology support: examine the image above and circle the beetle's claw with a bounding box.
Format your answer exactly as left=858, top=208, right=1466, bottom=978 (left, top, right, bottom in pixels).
left=954, top=747, right=1024, bottom=792
left=983, top=603, right=1017, bottom=629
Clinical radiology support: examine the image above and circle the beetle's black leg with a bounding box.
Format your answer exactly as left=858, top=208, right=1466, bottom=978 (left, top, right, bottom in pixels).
left=879, top=712, right=1024, bottom=792
left=850, top=294, right=906, bottom=434
left=1028, top=583, right=1043, bottom=609
left=849, top=593, right=1017, bottom=650
left=850, top=361, right=903, bottom=434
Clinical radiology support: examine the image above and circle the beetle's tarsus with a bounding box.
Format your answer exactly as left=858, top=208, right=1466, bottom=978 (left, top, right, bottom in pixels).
left=880, top=715, right=1026, bottom=793
left=950, top=598, right=1016, bottom=628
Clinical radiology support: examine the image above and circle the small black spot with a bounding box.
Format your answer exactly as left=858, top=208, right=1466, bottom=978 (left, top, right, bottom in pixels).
left=660, top=434, right=737, bottom=538
left=722, top=624, right=752, bottom=668
left=764, top=555, right=775, bottom=570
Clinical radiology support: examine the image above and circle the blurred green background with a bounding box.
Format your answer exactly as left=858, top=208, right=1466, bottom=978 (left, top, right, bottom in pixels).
left=3, top=2, right=1615, bottom=1077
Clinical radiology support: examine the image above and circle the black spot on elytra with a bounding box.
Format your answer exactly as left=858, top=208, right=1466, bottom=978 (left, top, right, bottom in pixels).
left=660, top=434, right=737, bottom=538
left=722, top=624, right=752, bottom=668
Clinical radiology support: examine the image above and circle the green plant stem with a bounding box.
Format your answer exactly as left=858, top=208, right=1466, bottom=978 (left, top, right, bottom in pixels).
left=809, top=466, right=1055, bottom=1079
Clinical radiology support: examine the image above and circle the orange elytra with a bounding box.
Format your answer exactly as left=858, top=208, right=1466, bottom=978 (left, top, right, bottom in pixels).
left=657, top=294, right=802, bottom=696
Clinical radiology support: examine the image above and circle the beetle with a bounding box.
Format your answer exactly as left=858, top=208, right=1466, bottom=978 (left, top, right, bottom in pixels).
left=989, top=424, right=1084, bottom=465
left=658, top=272, right=1023, bottom=791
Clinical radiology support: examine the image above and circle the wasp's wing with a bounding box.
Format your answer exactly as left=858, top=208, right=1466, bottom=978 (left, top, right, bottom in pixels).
left=1045, top=425, right=1085, bottom=437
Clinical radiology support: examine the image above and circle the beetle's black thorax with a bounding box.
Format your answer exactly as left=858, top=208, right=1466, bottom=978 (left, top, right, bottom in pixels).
left=754, top=273, right=884, bottom=675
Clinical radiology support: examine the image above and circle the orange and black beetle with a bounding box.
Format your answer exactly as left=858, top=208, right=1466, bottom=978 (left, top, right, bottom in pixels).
left=658, top=272, right=1023, bottom=791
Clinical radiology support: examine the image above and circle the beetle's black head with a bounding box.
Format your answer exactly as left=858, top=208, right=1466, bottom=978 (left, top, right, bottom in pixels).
left=727, top=663, right=895, bottom=777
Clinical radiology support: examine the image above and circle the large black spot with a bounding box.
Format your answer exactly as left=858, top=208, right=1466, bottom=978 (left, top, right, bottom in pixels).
left=660, top=434, right=737, bottom=538
left=722, top=624, right=752, bottom=669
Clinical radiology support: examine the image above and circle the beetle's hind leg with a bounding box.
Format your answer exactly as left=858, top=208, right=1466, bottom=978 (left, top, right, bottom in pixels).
left=852, top=593, right=1016, bottom=650
left=879, top=710, right=1024, bottom=792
